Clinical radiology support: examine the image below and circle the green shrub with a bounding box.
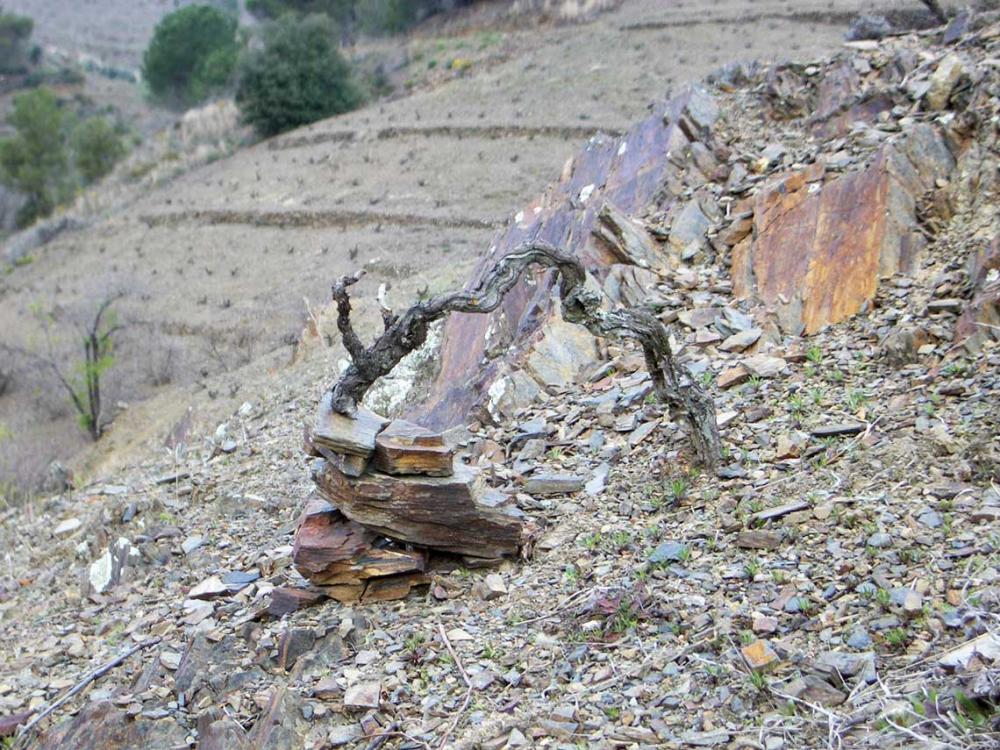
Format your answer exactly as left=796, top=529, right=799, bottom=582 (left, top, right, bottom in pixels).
left=0, top=88, right=73, bottom=226
left=236, top=13, right=364, bottom=137
left=142, top=5, right=239, bottom=108
left=72, top=117, right=127, bottom=184
left=0, top=11, right=34, bottom=74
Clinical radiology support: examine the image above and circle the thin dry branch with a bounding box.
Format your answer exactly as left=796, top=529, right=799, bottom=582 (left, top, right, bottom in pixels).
left=17, top=637, right=161, bottom=742
left=329, top=240, right=721, bottom=469
left=436, top=623, right=474, bottom=750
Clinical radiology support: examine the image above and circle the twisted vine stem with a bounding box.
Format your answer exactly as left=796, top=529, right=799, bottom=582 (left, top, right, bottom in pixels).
left=329, top=240, right=721, bottom=469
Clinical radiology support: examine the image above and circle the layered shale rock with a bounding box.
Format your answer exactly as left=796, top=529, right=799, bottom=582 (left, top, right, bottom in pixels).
left=314, top=460, right=522, bottom=559
left=292, top=406, right=523, bottom=604
left=731, top=124, right=956, bottom=335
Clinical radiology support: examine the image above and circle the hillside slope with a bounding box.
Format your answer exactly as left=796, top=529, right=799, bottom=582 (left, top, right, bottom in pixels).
left=1, top=5, right=998, bottom=750
left=0, top=0, right=877, bottom=493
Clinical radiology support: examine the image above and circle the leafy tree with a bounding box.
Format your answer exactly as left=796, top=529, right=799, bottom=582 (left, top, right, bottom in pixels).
left=72, top=116, right=127, bottom=184
left=0, top=87, right=72, bottom=227
left=0, top=9, right=34, bottom=74
left=236, top=13, right=364, bottom=137
left=142, top=5, right=239, bottom=108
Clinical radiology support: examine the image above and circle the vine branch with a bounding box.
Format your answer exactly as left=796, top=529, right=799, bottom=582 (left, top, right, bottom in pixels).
left=329, top=240, right=721, bottom=469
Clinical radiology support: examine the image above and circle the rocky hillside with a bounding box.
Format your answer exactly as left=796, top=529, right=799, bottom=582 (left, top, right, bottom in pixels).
left=2, top=3, right=1000, bottom=750
left=0, top=0, right=871, bottom=498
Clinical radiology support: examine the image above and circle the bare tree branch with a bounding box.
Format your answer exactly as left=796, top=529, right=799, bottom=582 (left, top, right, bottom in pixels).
left=16, top=637, right=161, bottom=743
left=5, top=293, right=125, bottom=441
left=328, top=240, right=722, bottom=469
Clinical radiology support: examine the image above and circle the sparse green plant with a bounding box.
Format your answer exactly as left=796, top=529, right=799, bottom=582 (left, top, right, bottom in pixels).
left=778, top=701, right=797, bottom=717
left=0, top=87, right=73, bottom=226
left=740, top=630, right=755, bottom=645
left=609, top=529, right=632, bottom=550
left=884, top=627, right=910, bottom=649
left=563, top=565, right=579, bottom=585
left=481, top=642, right=502, bottom=661
left=744, top=557, right=762, bottom=577
left=0, top=9, right=34, bottom=74
left=787, top=394, right=805, bottom=415
left=604, top=706, right=621, bottom=720
left=609, top=600, right=639, bottom=633
left=806, top=345, right=823, bottom=364
left=581, top=532, right=603, bottom=552
left=748, top=669, right=768, bottom=692
left=677, top=546, right=692, bottom=563
left=667, top=477, right=689, bottom=503
left=875, top=587, right=893, bottom=610
left=809, top=386, right=825, bottom=405
left=703, top=663, right=723, bottom=678
left=845, top=389, right=869, bottom=412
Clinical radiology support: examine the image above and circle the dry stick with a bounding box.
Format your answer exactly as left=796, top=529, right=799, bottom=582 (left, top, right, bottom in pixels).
left=364, top=720, right=400, bottom=750
left=328, top=240, right=721, bottom=469
left=436, top=623, right=474, bottom=750
left=18, top=637, right=162, bottom=739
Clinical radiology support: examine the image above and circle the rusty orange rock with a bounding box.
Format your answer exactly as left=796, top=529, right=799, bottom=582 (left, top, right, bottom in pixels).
left=733, top=125, right=956, bottom=335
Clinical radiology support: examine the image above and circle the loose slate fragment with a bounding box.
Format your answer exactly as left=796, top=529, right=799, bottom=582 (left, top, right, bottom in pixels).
left=189, top=576, right=229, bottom=600
left=523, top=473, right=587, bottom=496
left=750, top=501, right=809, bottom=523
left=810, top=422, right=865, bottom=437
left=344, top=682, right=381, bottom=710
left=362, top=573, right=430, bottom=602
left=267, top=586, right=323, bottom=617
left=736, top=530, right=783, bottom=550
left=373, top=419, right=454, bottom=477
left=315, top=445, right=369, bottom=478
left=0, top=711, right=33, bottom=738
left=312, top=394, right=388, bottom=458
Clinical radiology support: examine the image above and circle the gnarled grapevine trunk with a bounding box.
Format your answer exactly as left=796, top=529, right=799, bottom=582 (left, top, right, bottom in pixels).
left=328, top=240, right=721, bottom=469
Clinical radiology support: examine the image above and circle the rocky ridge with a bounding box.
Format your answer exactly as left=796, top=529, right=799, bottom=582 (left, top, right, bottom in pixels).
left=1, top=12, right=1000, bottom=750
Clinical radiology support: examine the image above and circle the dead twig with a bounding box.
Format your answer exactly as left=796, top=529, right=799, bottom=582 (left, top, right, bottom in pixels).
left=436, top=622, right=474, bottom=750
left=17, top=637, right=162, bottom=741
